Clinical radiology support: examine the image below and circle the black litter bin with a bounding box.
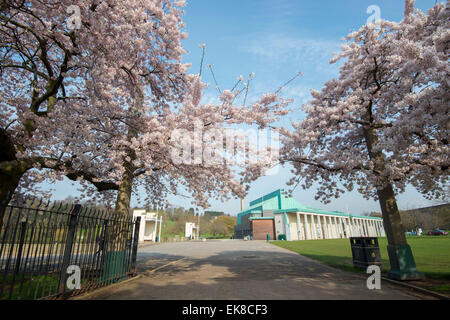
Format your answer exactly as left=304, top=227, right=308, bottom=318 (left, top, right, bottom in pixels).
left=350, top=237, right=382, bottom=270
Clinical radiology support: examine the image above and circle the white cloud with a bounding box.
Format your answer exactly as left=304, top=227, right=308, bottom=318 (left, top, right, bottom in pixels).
left=241, top=33, right=342, bottom=76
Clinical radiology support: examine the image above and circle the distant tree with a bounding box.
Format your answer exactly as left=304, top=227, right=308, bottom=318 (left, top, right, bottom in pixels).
left=209, top=219, right=228, bottom=237
left=399, top=211, right=416, bottom=231
left=204, top=211, right=225, bottom=217
left=217, top=216, right=237, bottom=235
left=167, top=219, right=185, bottom=236
left=369, top=212, right=382, bottom=218
left=431, top=208, right=450, bottom=229
left=63, top=196, right=76, bottom=204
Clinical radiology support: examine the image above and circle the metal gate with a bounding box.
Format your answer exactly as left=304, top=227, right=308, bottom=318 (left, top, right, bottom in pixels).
left=0, top=200, right=141, bottom=300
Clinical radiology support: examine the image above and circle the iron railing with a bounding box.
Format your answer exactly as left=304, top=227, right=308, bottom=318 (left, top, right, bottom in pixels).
left=0, top=200, right=141, bottom=300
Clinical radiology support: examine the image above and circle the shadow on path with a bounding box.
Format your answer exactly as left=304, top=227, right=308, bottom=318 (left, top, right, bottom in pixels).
left=88, top=244, right=424, bottom=300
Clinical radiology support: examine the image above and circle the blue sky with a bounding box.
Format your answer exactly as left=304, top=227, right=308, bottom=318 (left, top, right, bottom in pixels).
left=44, top=0, right=444, bottom=215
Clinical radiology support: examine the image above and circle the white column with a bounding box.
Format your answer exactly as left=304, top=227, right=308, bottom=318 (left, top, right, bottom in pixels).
left=345, top=217, right=352, bottom=238
left=309, top=214, right=313, bottom=239
left=337, top=217, right=341, bottom=238
left=338, top=217, right=342, bottom=238
left=322, top=216, right=329, bottom=239
left=328, top=215, right=334, bottom=238
left=366, top=220, right=371, bottom=236
left=349, top=218, right=354, bottom=237
left=138, top=215, right=146, bottom=242
left=381, top=220, right=386, bottom=236
left=348, top=219, right=351, bottom=237
left=328, top=216, right=333, bottom=238
left=333, top=216, right=339, bottom=239
left=328, top=217, right=333, bottom=238
left=360, top=219, right=365, bottom=236
left=327, top=216, right=333, bottom=238
left=158, top=216, right=162, bottom=242
left=331, top=216, right=337, bottom=238
left=342, top=217, right=347, bottom=238
left=339, top=217, right=344, bottom=238
left=335, top=217, right=340, bottom=238
left=317, top=215, right=323, bottom=239
left=304, top=214, right=310, bottom=240
left=311, top=214, right=317, bottom=239
left=301, top=214, right=307, bottom=240
left=296, top=212, right=302, bottom=240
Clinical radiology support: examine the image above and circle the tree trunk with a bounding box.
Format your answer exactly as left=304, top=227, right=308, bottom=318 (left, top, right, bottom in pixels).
left=0, top=165, right=24, bottom=231
left=113, top=76, right=142, bottom=218
left=107, top=163, right=134, bottom=280
left=363, top=107, right=423, bottom=280
left=377, top=182, right=424, bottom=280
left=376, top=182, right=407, bottom=246
left=110, top=156, right=135, bottom=272
left=114, top=159, right=134, bottom=218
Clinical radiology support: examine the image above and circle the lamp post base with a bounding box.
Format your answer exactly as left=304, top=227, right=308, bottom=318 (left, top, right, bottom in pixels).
left=387, top=244, right=424, bottom=281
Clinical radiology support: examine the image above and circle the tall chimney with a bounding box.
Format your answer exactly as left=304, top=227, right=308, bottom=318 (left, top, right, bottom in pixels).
left=240, top=198, right=244, bottom=211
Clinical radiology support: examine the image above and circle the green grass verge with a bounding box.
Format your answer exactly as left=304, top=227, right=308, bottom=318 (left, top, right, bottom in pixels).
left=1, top=274, right=60, bottom=300
left=427, top=284, right=450, bottom=294
left=271, top=236, right=450, bottom=282
left=1, top=272, right=117, bottom=300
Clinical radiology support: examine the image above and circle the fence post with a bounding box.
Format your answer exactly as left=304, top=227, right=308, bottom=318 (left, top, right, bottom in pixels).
left=98, top=220, right=109, bottom=285
left=130, top=216, right=141, bottom=275
left=58, top=204, right=82, bottom=297
left=14, top=220, right=27, bottom=276
left=7, top=219, right=27, bottom=299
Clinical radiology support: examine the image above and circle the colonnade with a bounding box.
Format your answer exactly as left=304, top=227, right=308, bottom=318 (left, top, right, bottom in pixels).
left=291, top=212, right=385, bottom=240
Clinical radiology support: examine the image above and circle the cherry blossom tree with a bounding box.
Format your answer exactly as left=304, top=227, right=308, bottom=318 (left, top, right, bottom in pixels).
left=0, top=1, right=292, bottom=222
left=280, top=0, right=448, bottom=280
left=0, top=0, right=191, bottom=221
left=82, top=73, right=291, bottom=217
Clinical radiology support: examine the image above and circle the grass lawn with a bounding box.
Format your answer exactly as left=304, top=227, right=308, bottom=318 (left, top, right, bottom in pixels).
left=1, top=274, right=60, bottom=300
left=271, top=236, right=450, bottom=294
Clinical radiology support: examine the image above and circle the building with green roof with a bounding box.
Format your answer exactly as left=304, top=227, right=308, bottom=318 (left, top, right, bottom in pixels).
left=234, top=189, right=384, bottom=241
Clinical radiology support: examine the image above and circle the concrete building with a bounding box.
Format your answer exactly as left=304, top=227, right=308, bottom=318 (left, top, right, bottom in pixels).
left=185, top=222, right=198, bottom=240
left=234, top=189, right=385, bottom=240
left=133, top=209, right=162, bottom=243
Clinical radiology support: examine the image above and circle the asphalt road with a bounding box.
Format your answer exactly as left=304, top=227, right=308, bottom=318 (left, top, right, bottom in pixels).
left=83, top=239, right=429, bottom=300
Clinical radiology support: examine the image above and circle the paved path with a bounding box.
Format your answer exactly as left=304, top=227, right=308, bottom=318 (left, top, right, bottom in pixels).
left=84, top=240, right=429, bottom=300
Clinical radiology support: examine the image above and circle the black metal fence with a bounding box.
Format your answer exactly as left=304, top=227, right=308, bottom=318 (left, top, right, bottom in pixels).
left=0, top=200, right=141, bottom=300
